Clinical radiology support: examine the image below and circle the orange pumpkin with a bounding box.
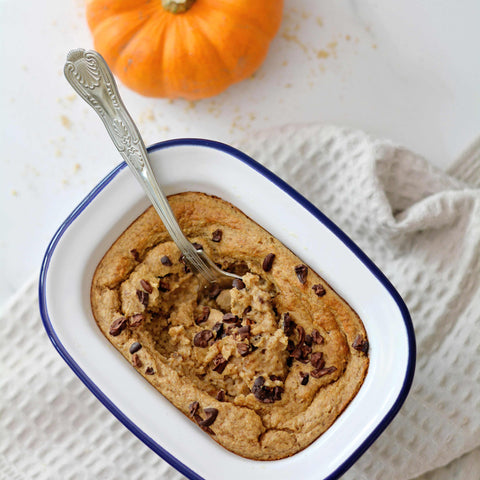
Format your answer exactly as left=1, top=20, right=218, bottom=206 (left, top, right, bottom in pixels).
left=86, top=0, right=284, bottom=100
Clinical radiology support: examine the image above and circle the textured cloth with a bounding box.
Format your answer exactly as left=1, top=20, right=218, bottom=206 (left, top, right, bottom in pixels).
left=1, top=125, right=479, bottom=480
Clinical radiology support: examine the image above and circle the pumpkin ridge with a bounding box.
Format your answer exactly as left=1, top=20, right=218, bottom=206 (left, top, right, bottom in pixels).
left=117, top=11, right=171, bottom=95
left=192, top=10, right=271, bottom=82
left=114, top=9, right=162, bottom=63
left=188, top=15, right=235, bottom=84
left=113, top=14, right=156, bottom=72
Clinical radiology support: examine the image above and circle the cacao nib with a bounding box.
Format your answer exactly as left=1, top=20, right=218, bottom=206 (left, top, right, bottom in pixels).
left=236, top=325, right=251, bottom=340
left=295, top=264, right=308, bottom=284
left=311, top=329, right=324, bottom=345
left=310, top=352, right=325, bottom=370
left=212, top=354, right=228, bottom=374
left=160, top=255, right=172, bottom=266
left=195, top=306, right=210, bottom=325
left=237, top=343, right=251, bottom=357
left=251, top=376, right=284, bottom=403
left=129, top=342, right=142, bottom=354
left=352, top=334, right=369, bottom=354
left=232, top=278, right=245, bottom=290
left=131, top=353, right=142, bottom=368
left=300, top=372, right=309, bottom=385
left=262, top=253, right=275, bottom=272
left=212, top=229, right=223, bottom=242
left=136, top=289, right=149, bottom=308
left=312, top=283, right=326, bottom=297
left=140, top=279, right=153, bottom=294
left=311, top=366, right=337, bottom=378
left=109, top=317, right=127, bottom=336
left=193, top=330, right=214, bottom=348
left=198, top=408, right=218, bottom=427
left=129, top=313, right=144, bottom=328
left=282, top=312, right=296, bottom=336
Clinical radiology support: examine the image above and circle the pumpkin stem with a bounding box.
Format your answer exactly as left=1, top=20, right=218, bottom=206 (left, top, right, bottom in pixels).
left=162, top=0, right=196, bottom=14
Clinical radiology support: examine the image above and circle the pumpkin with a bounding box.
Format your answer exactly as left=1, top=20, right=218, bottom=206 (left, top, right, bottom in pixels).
left=86, top=0, right=284, bottom=100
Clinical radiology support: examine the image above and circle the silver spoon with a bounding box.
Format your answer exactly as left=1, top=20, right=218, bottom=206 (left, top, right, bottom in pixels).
left=64, top=48, right=240, bottom=287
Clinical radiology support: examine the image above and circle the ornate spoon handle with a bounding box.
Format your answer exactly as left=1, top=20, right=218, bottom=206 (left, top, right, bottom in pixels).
left=63, top=48, right=211, bottom=278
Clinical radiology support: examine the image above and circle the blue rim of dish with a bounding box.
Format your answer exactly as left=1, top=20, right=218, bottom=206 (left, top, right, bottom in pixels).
left=39, top=138, right=416, bottom=480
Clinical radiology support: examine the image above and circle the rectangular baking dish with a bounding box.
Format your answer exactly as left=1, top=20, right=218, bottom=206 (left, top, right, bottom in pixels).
left=39, top=138, right=415, bottom=480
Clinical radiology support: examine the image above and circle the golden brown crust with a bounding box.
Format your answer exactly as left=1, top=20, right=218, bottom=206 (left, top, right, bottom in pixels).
left=91, top=192, right=369, bottom=460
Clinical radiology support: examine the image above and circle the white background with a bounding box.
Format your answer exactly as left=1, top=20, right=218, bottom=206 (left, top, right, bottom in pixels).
left=1, top=0, right=480, bottom=308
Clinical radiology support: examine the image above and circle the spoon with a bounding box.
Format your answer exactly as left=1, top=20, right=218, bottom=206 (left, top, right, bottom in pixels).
left=64, top=48, right=241, bottom=287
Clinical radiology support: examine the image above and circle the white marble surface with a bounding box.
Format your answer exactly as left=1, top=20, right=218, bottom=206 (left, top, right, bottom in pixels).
left=1, top=0, right=480, bottom=309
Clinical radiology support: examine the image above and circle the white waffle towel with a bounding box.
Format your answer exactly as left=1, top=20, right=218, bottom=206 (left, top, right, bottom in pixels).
left=1, top=124, right=479, bottom=480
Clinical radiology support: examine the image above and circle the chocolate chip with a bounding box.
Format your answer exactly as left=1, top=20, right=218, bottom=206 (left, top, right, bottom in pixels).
left=236, top=325, right=250, bottom=340
left=243, top=306, right=252, bottom=316
left=304, top=334, right=313, bottom=346
left=212, top=322, right=224, bottom=339
left=291, top=348, right=303, bottom=361
left=232, top=278, right=245, bottom=290
left=129, top=342, right=142, bottom=354
left=161, top=255, right=172, bottom=266
left=109, top=317, right=127, bottom=336
left=129, top=313, right=144, bottom=328
left=212, top=354, right=228, bottom=374
left=262, top=253, right=276, bottom=272
left=296, top=325, right=306, bottom=345
left=136, top=289, right=149, bottom=307
left=208, top=283, right=221, bottom=299
left=301, top=343, right=312, bottom=358
left=312, top=284, right=326, bottom=297
left=131, top=353, right=142, bottom=368
left=158, top=280, right=170, bottom=292
left=216, top=390, right=226, bottom=402
left=295, top=264, right=308, bottom=284
left=310, top=352, right=325, bottom=370
left=195, top=306, right=210, bottom=325
left=282, top=312, right=296, bottom=336
left=212, top=229, right=223, bottom=242
left=286, top=357, right=293, bottom=367
left=252, top=376, right=283, bottom=403
left=253, top=376, right=265, bottom=389
left=311, top=329, right=324, bottom=345
left=290, top=325, right=312, bottom=363
left=199, top=407, right=218, bottom=427
left=222, top=313, right=240, bottom=324
left=145, top=367, right=154, bottom=375
left=286, top=339, right=295, bottom=353
left=189, top=401, right=200, bottom=417
left=237, top=342, right=251, bottom=357
left=272, top=386, right=283, bottom=401
left=130, top=249, right=140, bottom=261
left=269, top=374, right=281, bottom=381
left=192, top=242, right=203, bottom=250
left=311, top=366, right=337, bottom=378
left=352, top=334, right=369, bottom=354
left=140, top=279, right=153, bottom=294
left=193, top=330, right=214, bottom=348
left=300, top=372, right=309, bottom=385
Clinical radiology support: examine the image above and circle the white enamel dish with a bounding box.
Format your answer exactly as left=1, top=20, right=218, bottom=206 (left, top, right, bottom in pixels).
left=39, top=139, right=415, bottom=480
